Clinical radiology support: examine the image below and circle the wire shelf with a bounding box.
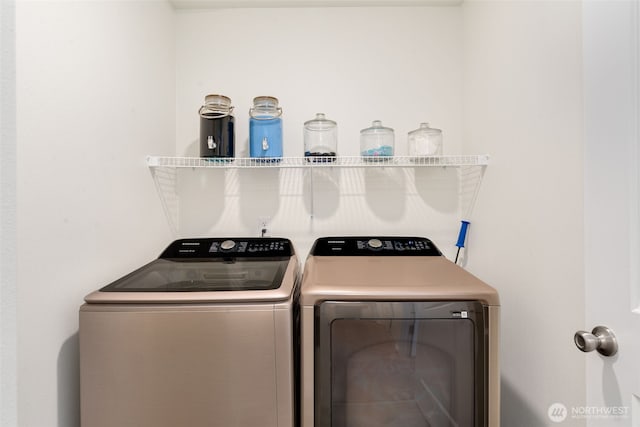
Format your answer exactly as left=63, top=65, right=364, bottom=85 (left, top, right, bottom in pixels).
left=147, top=154, right=490, bottom=169
left=147, top=153, right=489, bottom=235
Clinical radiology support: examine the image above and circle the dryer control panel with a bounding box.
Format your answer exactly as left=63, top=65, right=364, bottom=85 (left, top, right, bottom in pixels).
left=310, top=237, right=442, bottom=256
left=160, top=237, right=293, bottom=258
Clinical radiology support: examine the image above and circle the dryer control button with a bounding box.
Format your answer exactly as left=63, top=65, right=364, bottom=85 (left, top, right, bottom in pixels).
left=220, top=240, right=236, bottom=251
left=367, top=238, right=383, bottom=249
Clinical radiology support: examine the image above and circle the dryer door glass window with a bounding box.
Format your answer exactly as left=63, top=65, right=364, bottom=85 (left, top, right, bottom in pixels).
left=316, top=301, right=486, bottom=427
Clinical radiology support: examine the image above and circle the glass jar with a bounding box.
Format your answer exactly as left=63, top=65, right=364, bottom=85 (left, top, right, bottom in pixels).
left=198, top=94, right=235, bottom=159
left=249, top=96, right=283, bottom=160
left=304, top=113, right=337, bottom=163
left=360, top=120, right=394, bottom=161
left=408, top=122, right=443, bottom=157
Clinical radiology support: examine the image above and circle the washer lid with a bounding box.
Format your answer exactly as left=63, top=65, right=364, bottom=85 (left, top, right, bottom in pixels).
left=301, top=236, right=499, bottom=306
left=99, top=257, right=289, bottom=292
left=84, top=238, right=298, bottom=303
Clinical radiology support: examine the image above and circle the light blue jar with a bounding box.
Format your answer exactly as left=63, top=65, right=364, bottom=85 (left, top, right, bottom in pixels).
left=249, top=96, right=283, bottom=161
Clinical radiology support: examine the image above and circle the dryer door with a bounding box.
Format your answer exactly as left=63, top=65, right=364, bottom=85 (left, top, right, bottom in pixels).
left=315, top=301, right=486, bottom=427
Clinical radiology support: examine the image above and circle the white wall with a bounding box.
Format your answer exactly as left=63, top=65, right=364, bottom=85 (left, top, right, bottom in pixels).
left=10, top=1, right=589, bottom=426
left=172, top=5, right=587, bottom=426
left=15, top=1, right=175, bottom=425
left=174, top=6, right=467, bottom=256
left=176, top=7, right=464, bottom=158
left=1, top=0, right=18, bottom=425
left=462, top=1, right=585, bottom=425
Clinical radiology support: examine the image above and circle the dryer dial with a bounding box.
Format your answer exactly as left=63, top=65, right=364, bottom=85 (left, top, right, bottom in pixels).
left=220, top=240, right=236, bottom=251
left=367, top=238, right=383, bottom=249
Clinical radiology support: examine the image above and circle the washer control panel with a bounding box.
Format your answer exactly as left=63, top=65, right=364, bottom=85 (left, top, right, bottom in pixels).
left=311, top=237, right=441, bottom=256
left=160, top=238, right=292, bottom=258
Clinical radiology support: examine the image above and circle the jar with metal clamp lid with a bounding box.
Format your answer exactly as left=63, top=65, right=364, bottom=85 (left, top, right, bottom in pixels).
left=249, top=96, right=283, bottom=161
left=198, top=94, right=235, bottom=159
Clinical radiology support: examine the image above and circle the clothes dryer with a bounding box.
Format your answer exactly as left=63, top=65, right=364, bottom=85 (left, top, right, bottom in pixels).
left=80, top=237, right=300, bottom=427
left=300, top=237, right=500, bottom=427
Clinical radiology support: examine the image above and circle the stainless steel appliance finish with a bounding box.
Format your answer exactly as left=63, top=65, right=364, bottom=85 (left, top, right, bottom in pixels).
left=300, top=237, right=500, bottom=427
left=80, top=237, right=300, bottom=427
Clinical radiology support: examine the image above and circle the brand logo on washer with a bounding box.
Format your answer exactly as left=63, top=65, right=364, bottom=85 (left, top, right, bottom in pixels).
left=548, top=403, right=568, bottom=423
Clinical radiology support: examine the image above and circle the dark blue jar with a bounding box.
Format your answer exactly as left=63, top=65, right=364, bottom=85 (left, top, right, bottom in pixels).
left=199, top=94, right=235, bottom=159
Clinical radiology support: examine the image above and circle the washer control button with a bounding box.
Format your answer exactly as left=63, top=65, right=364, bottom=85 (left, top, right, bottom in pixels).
left=367, top=238, right=383, bottom=249
left=220, top=240, right=236, bottom=251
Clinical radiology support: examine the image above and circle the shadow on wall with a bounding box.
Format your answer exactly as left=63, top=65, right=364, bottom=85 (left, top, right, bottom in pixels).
left=58, top=332, right=80, bottom=427
left=239, top=168, right=281, bottom=230
left=414, top=167, right=459, bottom=214
left=364, top=168, right=406, bottom=221
left=178, top=168, right=227, bottom=235
left=303, top=168, right=340, bottom=219
left=501, top=377, right=547, bottom=427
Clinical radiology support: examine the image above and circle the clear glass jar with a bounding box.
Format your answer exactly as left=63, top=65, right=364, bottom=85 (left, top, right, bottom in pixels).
left=407, top=122, right=443, bottom=157
left=360, top=120, right=394, bottom=161
left=198, top=94, right=235, bottom=159
left=304, top=113, right=337, bottom=162
left=249, top=96, right=283, bottom=160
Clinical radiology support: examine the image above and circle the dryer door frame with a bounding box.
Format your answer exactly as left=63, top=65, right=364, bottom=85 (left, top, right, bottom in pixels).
left=315, top=300, right=488, bottom=427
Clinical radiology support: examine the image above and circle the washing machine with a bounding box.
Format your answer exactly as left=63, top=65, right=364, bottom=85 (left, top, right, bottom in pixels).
left=300, top=237, right=500, bottom=427
left=79, top=237, right=300, bottom=427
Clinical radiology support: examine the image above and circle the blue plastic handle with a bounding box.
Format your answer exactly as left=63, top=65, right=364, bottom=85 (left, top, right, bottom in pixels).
left=456, top=220, right=471, bottom=248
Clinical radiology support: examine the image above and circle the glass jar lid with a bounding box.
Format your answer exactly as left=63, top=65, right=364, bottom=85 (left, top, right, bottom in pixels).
left=253, top=96, right=279, bottom=109
left=408, top=122, right=441, bottom=136
left=199, top=94, right=233, bottom=117
left=304, top=113, right=337, bottom=131
left=361, top=120, right=394, bottom=135
left=250, top=96, right=282, bottom=118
